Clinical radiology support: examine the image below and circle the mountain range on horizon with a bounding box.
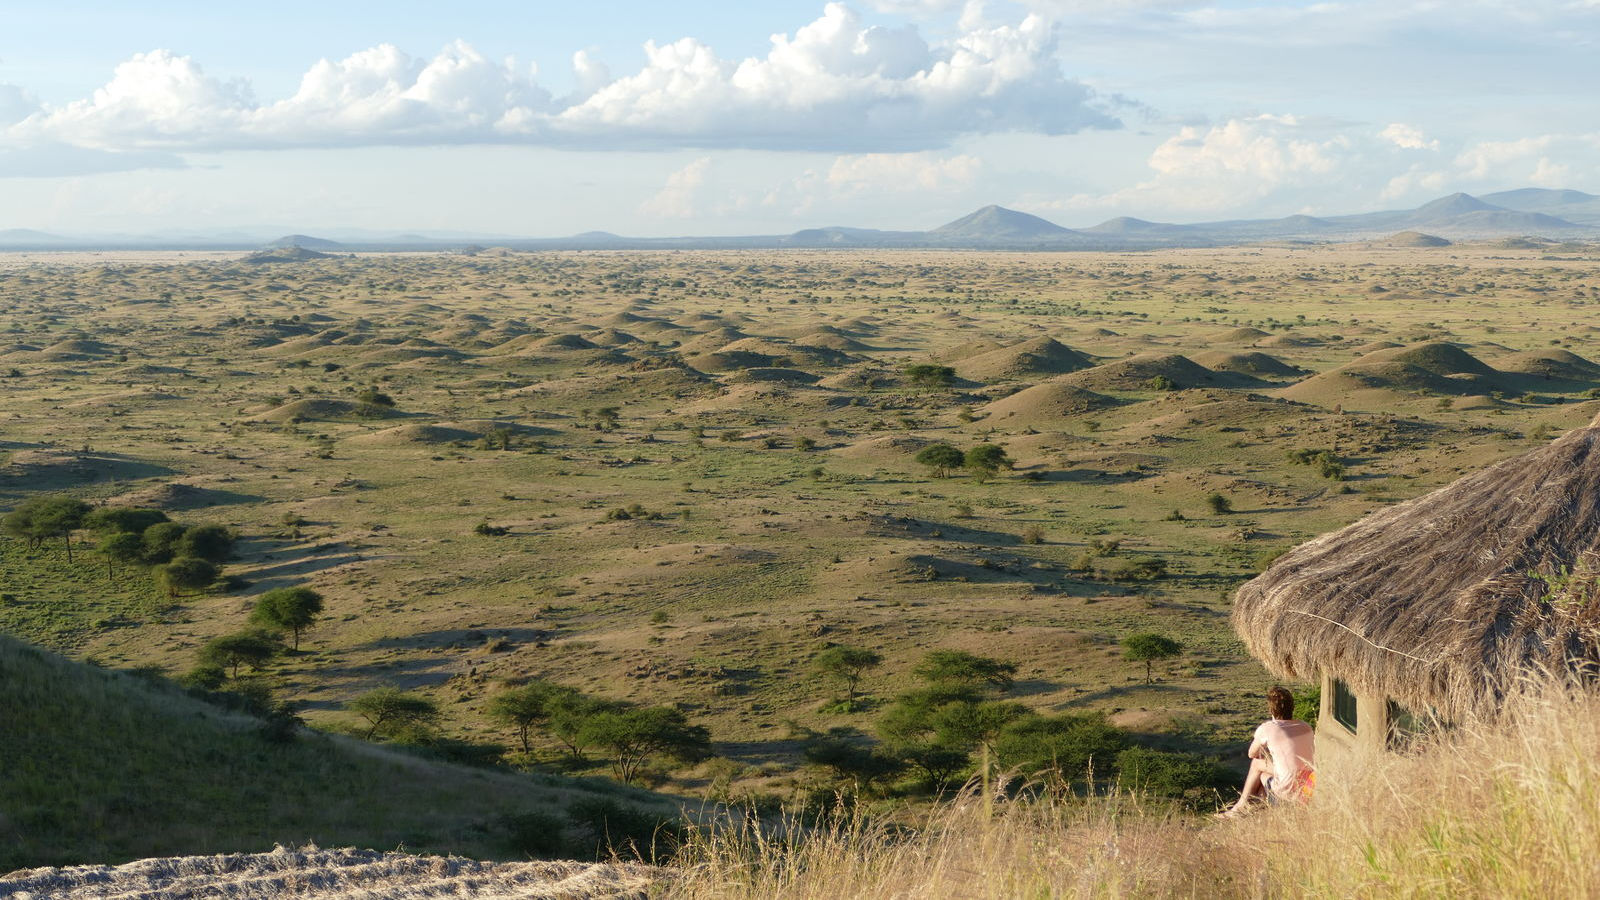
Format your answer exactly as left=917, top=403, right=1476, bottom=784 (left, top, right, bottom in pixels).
left=4, top=188, right=1598, bottom=253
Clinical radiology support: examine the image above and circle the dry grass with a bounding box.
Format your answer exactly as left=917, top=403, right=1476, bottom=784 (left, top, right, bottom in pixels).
left=661, top=676, right=1600, bottom=899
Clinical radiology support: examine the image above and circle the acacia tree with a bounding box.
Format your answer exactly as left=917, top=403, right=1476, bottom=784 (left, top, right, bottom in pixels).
left=915, top=444, right=965, bottom=478
left=812, top=645, right=882, bottom=711
left=913, top=649, right=1018, bottom=693
left=963, top=444, right=1012, bottom=481
left=1122, top=632, right=1183, bottom=683
left=200, top=628, right=282, bottom=679
left=2, top=495, right=90, bottom=559
left=250, top=586, right=324, bottom=650
left=487, top=680, right=581, bottom=753
left=155, top=556, right=218, bottom=597
left=583, top=705, right=712, bottom=783
left=98, top=531, right=145, bottom=582
left=349, top=687, right=440, bottom=741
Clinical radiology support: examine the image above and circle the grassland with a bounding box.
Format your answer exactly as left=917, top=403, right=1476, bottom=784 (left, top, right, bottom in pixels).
left=2, top=242, right=1599, bottom=826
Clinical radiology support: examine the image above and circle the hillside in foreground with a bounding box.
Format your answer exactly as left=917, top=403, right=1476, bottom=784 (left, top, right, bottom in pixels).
left=0, top=633, right=680, bottom=873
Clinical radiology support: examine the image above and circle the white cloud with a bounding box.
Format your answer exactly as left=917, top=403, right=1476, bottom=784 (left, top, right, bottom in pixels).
left=1063, top=115, right=1352, bottom=213
left=826, top=152, right=981, bottom=191
left=1380, top=122, right=1438, bottom=151
left=1, top=4, right=1113, bottom=161
left=639, top=157, right=712, bottom=218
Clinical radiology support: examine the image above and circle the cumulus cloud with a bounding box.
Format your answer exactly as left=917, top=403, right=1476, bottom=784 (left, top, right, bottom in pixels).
left=759, top=151, right=982, bottom=215
left=1380, top=122, right=1438, bottom=151
left=639, top=157, right=712, bottom=218
left=1, top=3, right=1113, bottom=161
left=1066, top=114, right=1352, bottom=213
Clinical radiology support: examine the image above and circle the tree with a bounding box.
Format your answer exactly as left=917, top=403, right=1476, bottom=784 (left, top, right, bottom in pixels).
left=812, top=645, right=882, bottom=711
left=583, top=705, right=712, bottom=783
left=963, top=444, right=1012, bottom=481
left=200, top=628, right=282, bottom=679
left=177, top=524, right=234, bottom=564
left=141, top=521, right=189, bottom=564
left=903, top=363, right=956, bottom=389
left=802, top=728, right=905, bottom=793
left=994, top=713, right=1129, bottom=788
left=250, top=586, right=325, bottom=650
left=2, top=495, right=90, bottom=559
left=84, top=506, right=169, bottom=535
left=546, top=691, right=621, bottom=762
left=349, top=687, right=440, bottom=741
left=98, top=531, right=145, bottom=581
left=1205, top=493, right=1232, bottom=515
left=1121, top=632, right=1183, bottom=683
left=915, top=443, right=965, bottom=478
left=913, top=649, right=1017, bottom=693
left=488, top=680, right=580, bottom=753
left=155, top=556, right=218, bottom=597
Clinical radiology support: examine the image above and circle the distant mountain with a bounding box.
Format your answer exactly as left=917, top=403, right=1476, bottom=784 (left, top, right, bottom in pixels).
left=1, top=188, right=1595, bottom=253
left=244, top=246, right=336, bottom=263
left=1407, top=192, right=1498, bottom=221
left=0, top=228, right=72, bottom=246
left=266, top=234, right=344, bottom=250
left=931, top=205, right=1078, bottom=241
left=1482, top=188, right=1599, bottom=208
left=1083, top=217, right=1196, bottom=235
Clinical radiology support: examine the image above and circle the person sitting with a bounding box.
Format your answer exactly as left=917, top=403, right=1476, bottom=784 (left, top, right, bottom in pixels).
left=1220, top=685, right=1314, bottom=816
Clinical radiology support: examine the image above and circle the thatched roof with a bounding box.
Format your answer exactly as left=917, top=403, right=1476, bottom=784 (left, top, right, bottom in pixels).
left=1233, top=412, right=1600, bottom=719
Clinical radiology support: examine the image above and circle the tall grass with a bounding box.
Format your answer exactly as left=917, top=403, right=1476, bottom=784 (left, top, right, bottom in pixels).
left=662, top=676, right=1600, bottom=899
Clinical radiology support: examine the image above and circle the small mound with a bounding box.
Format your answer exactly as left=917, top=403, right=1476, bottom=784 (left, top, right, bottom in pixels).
left=979, top=381, right=1119, bottom=422
left=1256, top=334, right=1322, bottom=348
left=792, top=331, right=872, bottom=351
left=685, top=350, right=779, bottom=373
left=953, top=337, right=1093, bottom=381
left=1059, top=353, right=1253, bottom=391
left=678, top=327, right=751, bottom=354
left=344, top=423, right=483, bottom=446
left=586, top=328, right=643, bottom=347
left=1281, top=341, right=1511, bottom=405
left=111, top=481, right=259, bottom=510
left=831, top=434, right=933, bottom=459
left=242, top=246, right=335, bottom=263
left=725, top=367, right=822, bottom=385
left=1491, top=348, right=1600, bottom=383
left=1352, top=341, right=1403, bottom=354
left=1206, top=327, right=1272, bottom=343
left=256, top=399, right=405, bottom=423
left=534, top=333, right=599, bottom=351
left=1387, top=231, right=1452, bottom=247
left=1190, top=350, right=1304, bottom=378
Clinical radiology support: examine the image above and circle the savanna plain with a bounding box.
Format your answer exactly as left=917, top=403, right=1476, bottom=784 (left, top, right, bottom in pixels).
left=5, top=241, right=1600, bottom=896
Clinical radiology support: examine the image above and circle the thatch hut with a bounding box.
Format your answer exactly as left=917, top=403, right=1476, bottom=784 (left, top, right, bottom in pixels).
left=1233, top=412, right=1600, bottom=754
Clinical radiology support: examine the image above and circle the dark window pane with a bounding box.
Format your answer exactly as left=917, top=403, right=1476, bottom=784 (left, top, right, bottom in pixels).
left=1332, top=677, right=1358, bottom=732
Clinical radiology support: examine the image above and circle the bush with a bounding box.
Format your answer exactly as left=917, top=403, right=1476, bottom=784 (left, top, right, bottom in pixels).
left=500, top=810, right=568, bottom=858
left=1115, top=747, right=1230, bottom=806
left=1105, top=555, right=1167, bottom=581
left=566, top=798, right=685, bottom=863
left=1205, top=493, right=1232, bottom=515
left=155, top=556, right=219, bottom=596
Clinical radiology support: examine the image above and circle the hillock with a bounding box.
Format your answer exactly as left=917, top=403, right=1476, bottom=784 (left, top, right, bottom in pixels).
left=0, top=633, right=679, bottom=871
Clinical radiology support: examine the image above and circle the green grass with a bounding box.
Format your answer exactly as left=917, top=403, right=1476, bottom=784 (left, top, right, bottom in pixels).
left=0, top=632, right=679, bottom=872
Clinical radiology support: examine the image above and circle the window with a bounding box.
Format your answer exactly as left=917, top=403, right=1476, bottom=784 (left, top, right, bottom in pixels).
left=1387, top=699, right=1442, bottom=750
left=1331, top=677, right=1358, bottom=733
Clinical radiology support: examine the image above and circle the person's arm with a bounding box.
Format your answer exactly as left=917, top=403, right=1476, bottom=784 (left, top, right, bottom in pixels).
left=1246, top=723, right=1267, bottom=759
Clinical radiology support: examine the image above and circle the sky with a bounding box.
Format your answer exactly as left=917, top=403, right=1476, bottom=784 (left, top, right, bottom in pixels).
left=1, top=1, right=1596, bottom=237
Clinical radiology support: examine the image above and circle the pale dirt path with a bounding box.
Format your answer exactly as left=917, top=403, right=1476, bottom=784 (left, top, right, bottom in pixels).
left=0, top=846, right=667, bottom=899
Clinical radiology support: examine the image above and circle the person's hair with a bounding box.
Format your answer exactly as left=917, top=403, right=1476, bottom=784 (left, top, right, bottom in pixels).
left=1267, top=685, right=1295, bottom=720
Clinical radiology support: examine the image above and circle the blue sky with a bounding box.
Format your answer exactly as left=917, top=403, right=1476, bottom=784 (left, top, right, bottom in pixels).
left=1, top=1, right=1596, bottom=237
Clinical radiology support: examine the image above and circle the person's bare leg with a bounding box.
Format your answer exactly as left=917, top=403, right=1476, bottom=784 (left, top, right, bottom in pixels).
left=1224, top=757, right=1270, bottom=814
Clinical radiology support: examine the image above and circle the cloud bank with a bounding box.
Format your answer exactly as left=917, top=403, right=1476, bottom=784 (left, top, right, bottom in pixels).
left=0, top=3, right=1113, bottom=166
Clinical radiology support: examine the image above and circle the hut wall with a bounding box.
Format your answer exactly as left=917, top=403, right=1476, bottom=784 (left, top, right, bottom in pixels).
left=1318, top=671, right=1390, bottom=758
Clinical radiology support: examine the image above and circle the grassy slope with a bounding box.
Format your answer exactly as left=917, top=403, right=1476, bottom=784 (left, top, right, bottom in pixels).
left=0, top=632, right=677, bottom=872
